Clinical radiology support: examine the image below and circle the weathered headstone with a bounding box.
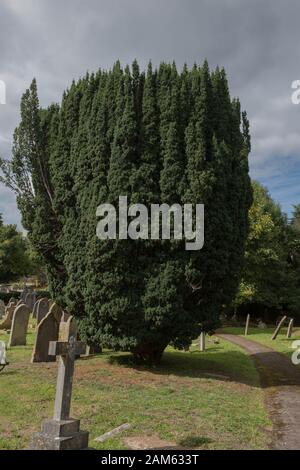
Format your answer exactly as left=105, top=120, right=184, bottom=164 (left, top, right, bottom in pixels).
left=271, top=315, right=287, bottom=340
left=25, top=292, right=36, bottom=311
left=61, top=311, right=71, bottom=322
left=287, top=318, right=294, bottom=339
left=36, top=298, right=50, bottom=324
left=32, top=299, right=40, bottom=319
left=83, top=344, right=102, bottom=356
left=199, top=332, right=205, bottom=351
left=257, top=320, right=267, bottom=329
left=20, top=287, right=29, bottom=302
left=8, top=304, right=31, bottom=347
left=0, top=302, right=18, bottom=330
left=31, top=303, right=63, bottom=363
left=244, top=314, right=250, bottom=336
left=30, top=336, right=89, bottom=450
left=59, top=316, right=78, bottom=342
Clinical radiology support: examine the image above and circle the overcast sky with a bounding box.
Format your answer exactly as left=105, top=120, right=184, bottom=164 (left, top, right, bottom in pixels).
left=0, top=0, right=300, bottom=228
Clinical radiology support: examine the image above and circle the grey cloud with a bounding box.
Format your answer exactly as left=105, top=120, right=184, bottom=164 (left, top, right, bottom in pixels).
left=1, top=0, right=300, bottom=227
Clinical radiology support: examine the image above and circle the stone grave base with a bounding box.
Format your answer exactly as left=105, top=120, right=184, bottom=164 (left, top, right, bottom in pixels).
left=29, top=418, right=89, bottom=450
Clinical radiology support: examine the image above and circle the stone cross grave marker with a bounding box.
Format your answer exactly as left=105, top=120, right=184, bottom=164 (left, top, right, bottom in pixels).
left=50, top=336, right=86, bottom=421
left=30, top=335, right=89, bottom=450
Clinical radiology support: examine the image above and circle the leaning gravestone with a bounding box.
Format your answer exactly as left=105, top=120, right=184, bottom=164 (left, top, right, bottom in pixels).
left=0, top=302, right=18, bottom=330
left=287, top=318, right=294, bottom=339
left=36, top=298, right=50, bottom=324
left=25, top=292, right=36, bottom=312
left=272, top=315, right=287, bottom=340
left=8, top=304, right=31, bottom=347
left=31, top=303, right=63, bottom=363
left=30, top=335, right=88, bottom=449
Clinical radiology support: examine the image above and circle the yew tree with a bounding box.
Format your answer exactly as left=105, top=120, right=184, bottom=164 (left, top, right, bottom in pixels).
left=0, top=61, right=252, bottom=363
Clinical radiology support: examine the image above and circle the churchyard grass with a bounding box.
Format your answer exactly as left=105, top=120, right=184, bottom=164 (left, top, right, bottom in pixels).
left=223, top=327, right=300, bottom=358
left=0, top=323, right=271, bottom=450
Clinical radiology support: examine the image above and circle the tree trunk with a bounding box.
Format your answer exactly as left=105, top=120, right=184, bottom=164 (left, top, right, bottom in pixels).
left=132, top=341, right=168, bottom=365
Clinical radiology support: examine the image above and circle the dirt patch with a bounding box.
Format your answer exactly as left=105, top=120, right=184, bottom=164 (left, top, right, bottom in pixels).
left=124, top=435, right=185, bottom=450
left=218, top=334, right=300, bottom=450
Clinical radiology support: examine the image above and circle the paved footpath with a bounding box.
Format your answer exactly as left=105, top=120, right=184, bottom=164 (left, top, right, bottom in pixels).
left=218, top=333, right=300, bottom=450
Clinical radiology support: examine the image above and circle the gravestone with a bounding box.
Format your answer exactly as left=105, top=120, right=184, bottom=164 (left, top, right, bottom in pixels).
left=272, top=315, right=287, bottom=340
left=61, top=311, right=71, bottom=322
left=32, top=300, right=40, bottom=319
left=8, top=304, right=31, bottom=347
left=257, top=320, right=267, bottom=329
left=84, top=344, right=102, bottom=356
left=0, top=302, right=18, bottom=330
left=287, top=318, right=294, bottom=339
left=36, top=298, right=50, bottom=324
left=31, top=303, right=63, bottom=363
left=20, top=287, right=29, bottom=302
left=25, top=292, right=36, bottom=311
left=0, top=300, right=5, bottom=319
left=30, top=336, right=89, bottom=450
left=244, top=314, right=250, bottom=336
left=199, top=332, right=205, bottom=351
left=59, top=316, right=78, bottom=342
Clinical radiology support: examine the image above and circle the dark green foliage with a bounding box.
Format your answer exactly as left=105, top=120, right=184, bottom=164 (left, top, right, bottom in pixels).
left=0, top=61, right=252, bottom=362
left=0, top=292, right=20, bottom=303
left=234, top=182, right=300, bottom=320
left=0, top=214, right=41, bottom=282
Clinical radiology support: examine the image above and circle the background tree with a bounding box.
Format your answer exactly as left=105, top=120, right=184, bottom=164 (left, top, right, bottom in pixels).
left=233, top=182, right=300, bottom=320
left=0, top=213, right=42, bottom=282
left=0, top=61, right=252, bottom=363
left=285, top=204, right=300, bottom=315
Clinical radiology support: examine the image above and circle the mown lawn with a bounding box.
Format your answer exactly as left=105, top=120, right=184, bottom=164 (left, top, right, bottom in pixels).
left=223, top=326, right=300, bottom=359
left=0, top=323, right=271, bottom=450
